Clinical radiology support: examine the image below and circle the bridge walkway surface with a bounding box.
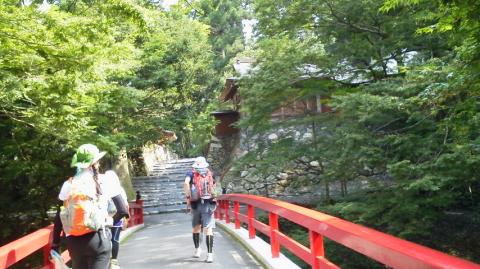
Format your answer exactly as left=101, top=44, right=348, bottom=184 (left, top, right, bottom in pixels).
left=119, top=213, right=265, bottom=269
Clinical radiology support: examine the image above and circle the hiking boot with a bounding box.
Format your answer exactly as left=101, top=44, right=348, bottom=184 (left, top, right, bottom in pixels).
left=205, top=253, right=213, bottom=263
left=110, top=259, right=121, bottom=269
left=193, top=248, right=202, bottom=258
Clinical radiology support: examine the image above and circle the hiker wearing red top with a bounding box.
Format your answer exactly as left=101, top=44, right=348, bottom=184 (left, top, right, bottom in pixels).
left=184, top=156, right=217, bottom=263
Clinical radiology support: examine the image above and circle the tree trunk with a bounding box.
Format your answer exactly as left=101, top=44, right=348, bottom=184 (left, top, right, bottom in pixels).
left=312, top=121, right=318, bottom=150
left=325, top=181, right=330, bottom=202
left=340, top=179, right=347, bottom=197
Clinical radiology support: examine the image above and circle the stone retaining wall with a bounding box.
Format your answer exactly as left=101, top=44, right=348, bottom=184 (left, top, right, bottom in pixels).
left=215, top=124, right=377, bottom=203
left=207, top=133, right=240, bottom=180
left=142, top=143, right=178, bottom=176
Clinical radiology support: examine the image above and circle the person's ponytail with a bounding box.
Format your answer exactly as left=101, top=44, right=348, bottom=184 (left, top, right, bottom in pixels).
left=92, top=166, right=102, bottom=195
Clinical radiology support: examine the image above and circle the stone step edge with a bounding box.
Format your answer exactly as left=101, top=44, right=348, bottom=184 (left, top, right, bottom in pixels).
left=143, top=207, right=188, bottom=215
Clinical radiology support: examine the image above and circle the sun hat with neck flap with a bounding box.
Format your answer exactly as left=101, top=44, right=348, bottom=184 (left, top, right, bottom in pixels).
left=70, top=144, right=107, bottom=169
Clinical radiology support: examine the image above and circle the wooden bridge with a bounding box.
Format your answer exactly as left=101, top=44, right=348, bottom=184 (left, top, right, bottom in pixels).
left=1, top=195, right=480, bottom=269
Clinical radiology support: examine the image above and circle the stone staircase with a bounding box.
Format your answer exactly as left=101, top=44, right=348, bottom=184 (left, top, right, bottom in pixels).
left=132, top=158, right=195, bottom=214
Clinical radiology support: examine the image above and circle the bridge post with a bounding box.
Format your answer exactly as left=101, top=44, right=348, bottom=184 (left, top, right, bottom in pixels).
left=309, top=230, right=325, bottom=269
left=269, top=213, right=280, bottom=258
left=225, top=200, right=230, bottom=224
left=248, top=205, right=255, bottom=239
left=137, top=200, right=144, bottom=225
left=218, top=200, right=224, bottom=220
left=214, top=204, right=219, bottom=219
left=129, top=200, right=144, bottom=226
left=43, top=244, right=54, bottom=269
left=234, top=201, right=240, bottom=229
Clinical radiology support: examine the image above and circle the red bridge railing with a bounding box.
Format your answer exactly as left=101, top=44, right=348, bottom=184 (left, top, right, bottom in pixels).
left=215, top=194, right=480, bottom=269
left=0, top=200, right=144, bottom=269
left=128, top=199, right=144, bottom=227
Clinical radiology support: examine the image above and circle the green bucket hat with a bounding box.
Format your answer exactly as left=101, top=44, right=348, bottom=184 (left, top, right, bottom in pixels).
left=71, top=144, right=106, bottom=168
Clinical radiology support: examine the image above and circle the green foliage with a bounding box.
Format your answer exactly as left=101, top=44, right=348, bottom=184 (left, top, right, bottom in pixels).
left=0, top=0, right=144, bottom=243
left=129, top=9, right=219, bottom=156
left=178, top=0, right=247, bottom=72
left=0, top=0, right=223, bottom=246
left=238, top=35, right=327, bottom=130
left=236, top=0, right=480, bottom=265
left=2, top=0, right=480, bottom=266
left=184, top=103, right=219, bottom=156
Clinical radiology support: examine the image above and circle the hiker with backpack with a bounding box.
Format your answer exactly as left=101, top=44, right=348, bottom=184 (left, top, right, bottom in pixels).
left=57, top=144, right=129, bottom=269
left=184, top=156, right=219, bottom=263
left=108, top=171, right=129, bottom=269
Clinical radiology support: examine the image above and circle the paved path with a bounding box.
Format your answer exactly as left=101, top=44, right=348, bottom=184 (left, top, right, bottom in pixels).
left=119, top=213, right=265, bottom=269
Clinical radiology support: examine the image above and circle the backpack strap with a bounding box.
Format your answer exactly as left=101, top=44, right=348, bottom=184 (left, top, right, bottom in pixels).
left=187, top=170, right=194, bottom=186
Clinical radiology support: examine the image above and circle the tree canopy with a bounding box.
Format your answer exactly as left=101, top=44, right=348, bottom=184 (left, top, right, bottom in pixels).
left=235, top=0, right=480, bottom=265
left=0, top=0, right=247, bottom=244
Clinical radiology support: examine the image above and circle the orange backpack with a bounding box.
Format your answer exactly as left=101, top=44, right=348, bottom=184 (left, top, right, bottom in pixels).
left=60, top=178, right=108, bottom=236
